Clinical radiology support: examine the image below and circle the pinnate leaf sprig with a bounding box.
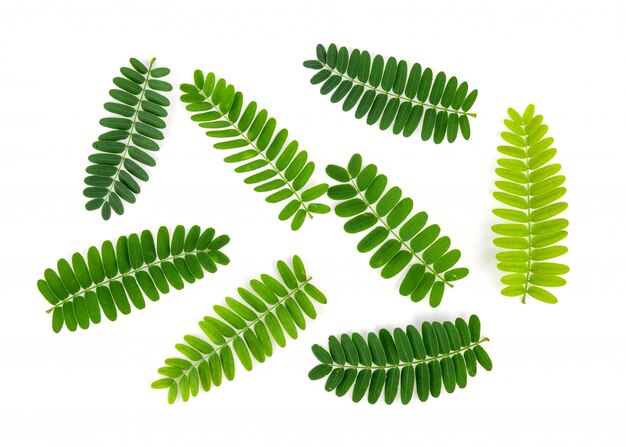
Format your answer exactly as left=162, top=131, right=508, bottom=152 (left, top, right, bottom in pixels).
left=152, top=256, right=327, bottom=403
left=37, top=225, right=229, bottom=332
left=180, top=70, right=330, bottom=230
left=84, top=57, right=172, bottom=220
left=493, top=104, right=569, bottom=304
left=304, top=43, right=478, bottom=144
left=309, top=315, right=491, bottom=404
left=326, top=154, right=468, bottom=307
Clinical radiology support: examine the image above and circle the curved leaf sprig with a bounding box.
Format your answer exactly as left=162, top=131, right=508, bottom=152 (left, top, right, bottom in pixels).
left=180, top=71, right=330, bottom=230
left=309, top=315, right=491, bottom=404
left=304, top=43, right=478, bottom=144
left=152, top=256, right=327, bottom=403
left=493, top=105, right=569, bottom=304
left=84, top=57, right=172, bottom=220
left=326, top=154, right=468, bottom=307
left=37, top=225, right=229, bottom=332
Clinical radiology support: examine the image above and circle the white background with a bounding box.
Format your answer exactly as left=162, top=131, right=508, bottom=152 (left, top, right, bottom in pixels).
left=1, top=0, right=624, bottom=445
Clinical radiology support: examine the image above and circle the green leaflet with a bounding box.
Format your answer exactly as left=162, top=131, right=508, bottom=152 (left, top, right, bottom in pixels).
left=180, top=70, right=330, bottom=230
left=152, top=256, right=327, bottom=403
left=309, top=315, right=491, bottom=404
left=492, top=105, right=569, bottom=304
left=326, top=154, right=468, bottom=307
left=37, top=225, right=229, bottom=332
left=84, top=57, right=172, bottom=220
left=304, top=43, right=478, bottom=144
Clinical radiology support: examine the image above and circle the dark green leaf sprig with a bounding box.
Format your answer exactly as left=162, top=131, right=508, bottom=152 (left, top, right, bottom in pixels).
left=37, top=225, right=229, bottom=332
left=84, top=57, right=172, bottom=220
left=152, top=256, right=327, bottom=403
left=309, top=315, right=491, bottom=404
left=304, top=43, right=478, bottom=144
left=180, top=71, right=330, bottom=230
left=493, top=105, right=569, bottom=304
left=326, top=154, right=468, bottom=307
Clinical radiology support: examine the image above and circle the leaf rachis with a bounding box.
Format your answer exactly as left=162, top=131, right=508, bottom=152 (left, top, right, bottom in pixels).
left=195, top=88, right=313, bottom=219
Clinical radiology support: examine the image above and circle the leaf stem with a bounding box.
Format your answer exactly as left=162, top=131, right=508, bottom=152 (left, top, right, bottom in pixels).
left=325, top=337, right=489, bottom=371
left=347, top=177, right=453, bottom=289
left=170, top=277, right=313, bottom=386
left=100, top=57, right=156, bottom=207
left=195, top=88, right=313, bottom=219
left=318, top=62, right=478, bottom=118
left=522, top=125, right=532, bottom=304
left=45, top=245, right=215, bottom=313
